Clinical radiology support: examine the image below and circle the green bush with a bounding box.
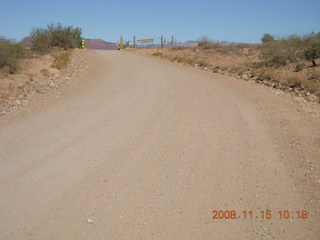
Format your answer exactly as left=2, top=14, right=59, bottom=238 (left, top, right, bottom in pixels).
left=261, top=33, right=275, bottom=43
left=260, top=40, right=288, bottom=66
left=0, top=37, right=27, bottom=73
left=31, top=23, right=82, bottom=52
left=30, top=28, right=52, bottom=52
left=260, top=33, right=320, bottom=67
left=304, top=33, right=320, bottom=66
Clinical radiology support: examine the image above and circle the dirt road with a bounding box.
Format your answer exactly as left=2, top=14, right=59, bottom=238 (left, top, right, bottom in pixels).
left=0, top=50, right=319, bottom=239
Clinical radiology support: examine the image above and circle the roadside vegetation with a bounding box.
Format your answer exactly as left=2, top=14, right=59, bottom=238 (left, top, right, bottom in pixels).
left=31, top=23, right=82, bottom=52
left=0, top=23, right=82, bottom=74
left=0, top=38, right=28, bottom=73
left=147, top=32, right=320, bottom=101
left=260, top=32, right=320, bottom=67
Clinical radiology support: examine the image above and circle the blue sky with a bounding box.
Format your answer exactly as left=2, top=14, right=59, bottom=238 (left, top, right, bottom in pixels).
left=1, top=0, right=319, bottom=43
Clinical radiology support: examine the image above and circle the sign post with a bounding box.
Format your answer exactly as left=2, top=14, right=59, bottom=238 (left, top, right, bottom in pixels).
left=81, top=39, right=87, bottom=49
left=119, top=36, right=124, bottom=49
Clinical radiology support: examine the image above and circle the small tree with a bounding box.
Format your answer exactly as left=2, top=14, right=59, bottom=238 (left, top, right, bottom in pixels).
left=31, top=28, right=52, bottom=52
left=261, top=33, right=275, bottom=43
left=30, top=23, right=83, bottom=52
left=304, top=33, right=320, bottom=66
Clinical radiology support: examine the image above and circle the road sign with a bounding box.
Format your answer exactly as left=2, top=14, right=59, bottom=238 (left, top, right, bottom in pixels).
left=119, top=40, right=124, bottom=49
left=82, top=39, right=87, bottom=49
left=138, top=39, right=154, bottom=44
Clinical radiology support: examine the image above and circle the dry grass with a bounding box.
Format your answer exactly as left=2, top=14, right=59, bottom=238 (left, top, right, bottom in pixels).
left=152, top=51, right=163, bottom=57
left=258, top=68, right=275, bottom=81
left=40, top=69, right=50, bottom=77
left=51, top=51, right=71, bottom=70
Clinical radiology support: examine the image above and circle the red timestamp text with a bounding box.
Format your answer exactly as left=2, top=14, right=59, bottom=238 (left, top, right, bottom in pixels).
left=212, top=210, right=309, bottom=220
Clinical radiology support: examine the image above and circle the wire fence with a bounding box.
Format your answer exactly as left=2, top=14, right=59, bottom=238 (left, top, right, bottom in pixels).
left=118, top=35, right=178, bottom=49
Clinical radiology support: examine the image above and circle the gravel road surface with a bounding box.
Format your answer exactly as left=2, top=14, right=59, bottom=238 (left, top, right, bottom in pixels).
left=0, top=50, right=319, bottom=239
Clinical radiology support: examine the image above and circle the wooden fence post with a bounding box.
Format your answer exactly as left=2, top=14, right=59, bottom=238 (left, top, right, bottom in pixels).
left=161, top=35, right=164, bottom=49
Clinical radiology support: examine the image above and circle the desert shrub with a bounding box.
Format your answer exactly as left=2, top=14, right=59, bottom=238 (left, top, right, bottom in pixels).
left=196, top=60, right=210, bottom=67
left=185, top=58, right=196, bottom=65
left=295, top=63, right=306, bottom=72
left=250, top=61, right=264, bottom=69
left=261, top=33, right=275, bottom=43
left=152, top=51, right=163, bottom=57
left=260, top=32, right=320, bottom=67
left=303, top=80, right=320, bottom=94
left=0, top=37, right=27, bottom=73
left=260, top=35, right=302, bottom=66
left=30, top=28, right=52, bottom=52
left=31, top=23, right=82, bottom=52
left=287, top=77, right=302, bottom=88
left=229, top=65, right=248, bottom=75
left=308, top=69, right=320, bottom=81
left=198, top=36, right=220, bottom=49
left=286, top=73, right=320, bottom=94
left=48, top=23, right=82, bottom=49
left=170, top=56, right=184, bottom=63
left=303, top=33, right=320, bottom=66
left=250, top=68, right=257, bottom=77
left=258, top=68, right=275, bottom=80
left=260, top=41, right=288, bottom=67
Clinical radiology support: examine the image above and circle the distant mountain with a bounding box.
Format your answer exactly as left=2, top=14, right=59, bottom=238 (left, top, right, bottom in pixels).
left=175, top=41, right=198, bottom=47
left=21, top=37, right=32, bottom=46
left=85, top=39, right=117, bottom=50
left=136, top=41, right=199, bottom=49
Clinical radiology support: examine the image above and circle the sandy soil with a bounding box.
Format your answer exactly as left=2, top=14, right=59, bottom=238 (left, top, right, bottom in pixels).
left=0, top=49, right=92, bottom=118
left=0, top=50, right=319, bottom=239
left=0, top=53, right=58, bottom=107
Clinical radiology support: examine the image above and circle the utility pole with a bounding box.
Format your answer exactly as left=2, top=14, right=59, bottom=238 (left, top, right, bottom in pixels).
left=171, top=35, right=174, bottom=47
